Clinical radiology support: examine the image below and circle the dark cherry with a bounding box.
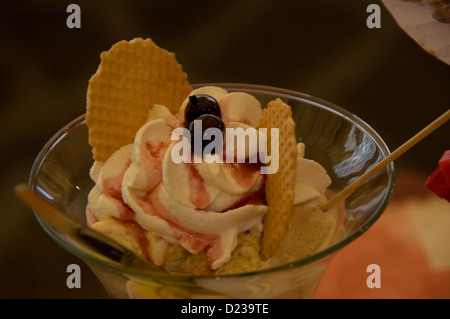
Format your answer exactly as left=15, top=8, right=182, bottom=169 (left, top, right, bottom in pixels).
left=186, top=114, right=225, bottom=155
left=184, top=94, right=221, bottom=124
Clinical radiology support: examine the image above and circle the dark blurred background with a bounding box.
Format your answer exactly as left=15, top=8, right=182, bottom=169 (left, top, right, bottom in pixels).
left=0, top=0, right=448, bottom=298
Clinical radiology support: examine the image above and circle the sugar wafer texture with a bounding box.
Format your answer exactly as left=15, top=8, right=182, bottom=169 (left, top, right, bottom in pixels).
left=260, top=98, right=297, bottom=260
left=86, top=38, right=192, bottom=162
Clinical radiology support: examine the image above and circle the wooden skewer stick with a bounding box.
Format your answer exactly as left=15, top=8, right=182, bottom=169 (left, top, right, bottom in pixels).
left=321, top=108, right=450, bottom=212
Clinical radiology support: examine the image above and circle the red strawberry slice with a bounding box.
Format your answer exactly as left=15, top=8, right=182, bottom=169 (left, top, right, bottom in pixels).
left=425, top=151, right=450, bottom=202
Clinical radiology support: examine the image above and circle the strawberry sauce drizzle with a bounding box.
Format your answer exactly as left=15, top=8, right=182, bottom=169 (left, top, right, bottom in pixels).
left=103, top=159, right=135, bottom=221
left=102, top=160, right=151, bottom=260
left=224, top=182, right=266, bottom=212
left=226, top=161, right=261, bottom=189
left=186, top=162, right=211, bottom=209
left=137, top=188, right=221, bottom=269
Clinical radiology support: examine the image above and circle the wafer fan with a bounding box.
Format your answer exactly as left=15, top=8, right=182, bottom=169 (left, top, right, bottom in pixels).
left=259, top=98, right=298, bottom=259
left=86, top=38, right=192, bottom=162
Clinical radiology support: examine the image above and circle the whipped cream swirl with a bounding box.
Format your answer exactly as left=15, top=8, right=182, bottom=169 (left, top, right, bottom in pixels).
left=86, top=86, right=332, bottom=271
left=87, top=87, right=271, bottom=269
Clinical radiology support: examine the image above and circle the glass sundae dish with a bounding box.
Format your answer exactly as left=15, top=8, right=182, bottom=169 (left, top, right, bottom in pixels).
left=27, top=39, right=394, bottom=299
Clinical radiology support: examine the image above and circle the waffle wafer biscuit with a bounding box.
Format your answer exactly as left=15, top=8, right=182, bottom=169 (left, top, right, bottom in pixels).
left=260, top=98, right=297, bottom=260
left=86, top=38, right=192, bottom=162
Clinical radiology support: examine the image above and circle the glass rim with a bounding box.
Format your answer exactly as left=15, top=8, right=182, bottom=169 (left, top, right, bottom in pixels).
left=29, top=83, right=395, bottom=280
